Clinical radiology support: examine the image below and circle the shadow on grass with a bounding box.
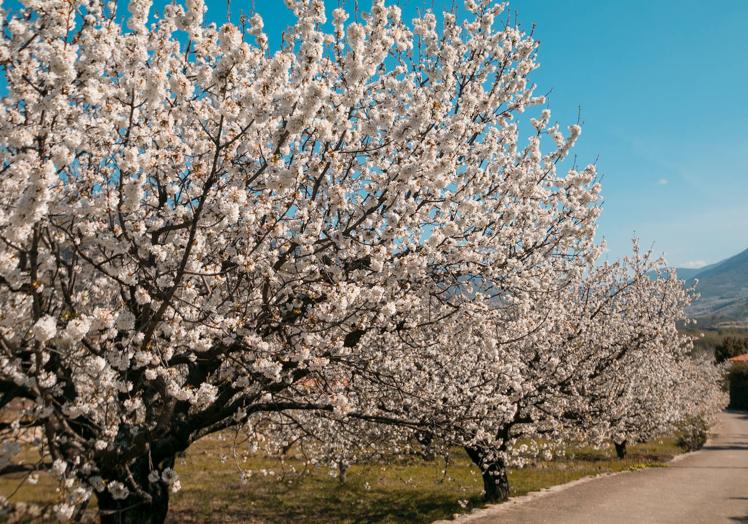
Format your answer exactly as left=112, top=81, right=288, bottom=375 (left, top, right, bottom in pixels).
left=164, top=437, right=684, bottom=523
left=167, top=475, right=481, bottom=524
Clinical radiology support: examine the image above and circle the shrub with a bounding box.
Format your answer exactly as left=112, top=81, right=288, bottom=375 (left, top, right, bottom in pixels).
left=715, top=336, right=748, bottom=363
left=676, top=416, right=709, bottom=451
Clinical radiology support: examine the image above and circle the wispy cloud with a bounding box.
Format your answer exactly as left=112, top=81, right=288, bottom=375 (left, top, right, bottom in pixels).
left=680, top=260, right=707, bottom=269
left=657, top=178, right=669, bottom=185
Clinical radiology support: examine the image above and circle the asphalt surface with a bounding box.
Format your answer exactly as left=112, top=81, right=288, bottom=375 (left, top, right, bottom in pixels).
left=456, top=410, right=748, bottom=524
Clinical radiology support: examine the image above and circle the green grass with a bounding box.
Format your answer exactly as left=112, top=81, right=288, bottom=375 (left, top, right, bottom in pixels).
left=0, top=437, right=682, bottom=523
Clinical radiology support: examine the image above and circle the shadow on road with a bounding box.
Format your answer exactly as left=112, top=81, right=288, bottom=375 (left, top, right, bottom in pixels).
left=703, top=444, right=748, bottom=451
left=670, top=466, right=748, bottom=469
left=725, top=409, right=748, bottom=420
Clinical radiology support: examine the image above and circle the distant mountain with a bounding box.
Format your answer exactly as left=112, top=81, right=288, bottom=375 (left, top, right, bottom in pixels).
left=670, top=266, right=713, bottom=281
left=674, top=248, right=748, bottom=327
left=686, top=248, right=748, bottom=298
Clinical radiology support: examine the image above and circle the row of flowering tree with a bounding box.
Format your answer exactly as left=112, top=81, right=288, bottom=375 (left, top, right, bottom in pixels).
left=0, top=0, right=725, bottom=522
left=262, top=245, right=726, bottom=502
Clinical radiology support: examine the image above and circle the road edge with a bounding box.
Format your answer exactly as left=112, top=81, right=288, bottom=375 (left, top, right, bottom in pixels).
left=436, top=424, right=720, bottom=524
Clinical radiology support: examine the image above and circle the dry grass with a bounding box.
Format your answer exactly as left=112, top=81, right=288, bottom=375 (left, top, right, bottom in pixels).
left=0, top=437, right=682, bottom=523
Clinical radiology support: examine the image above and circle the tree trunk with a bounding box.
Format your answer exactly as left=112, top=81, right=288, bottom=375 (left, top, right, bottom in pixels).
left=614, top=440, right=627, bottom=459
left=98, top=490, right=170, bottom=524
left=465, top=446, right=510, bottom=503
left=337, top=461, right=348, bottom=484
left=97, top=455, right=175, bottom=524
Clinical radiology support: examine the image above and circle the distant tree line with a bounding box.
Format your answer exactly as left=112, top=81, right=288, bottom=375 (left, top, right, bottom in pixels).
left=715, top=336, right=748, bottom=363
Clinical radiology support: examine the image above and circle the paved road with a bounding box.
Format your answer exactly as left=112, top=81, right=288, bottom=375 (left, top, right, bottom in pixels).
left=460, top=410, right=748, bottom=524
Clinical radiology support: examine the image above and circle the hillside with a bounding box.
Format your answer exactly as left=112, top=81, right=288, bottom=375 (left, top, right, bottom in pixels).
left=675, top=248, right=748, bottom=327
left=671, top=264, right=717, bottom=281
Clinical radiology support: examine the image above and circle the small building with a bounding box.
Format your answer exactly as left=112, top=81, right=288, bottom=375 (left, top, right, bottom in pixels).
left=728, top=353, right=748, bottom=410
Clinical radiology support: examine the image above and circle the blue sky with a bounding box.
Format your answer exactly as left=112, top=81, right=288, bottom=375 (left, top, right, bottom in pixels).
left=218, top=0, right=748, bottom=267
left=503, top=0, right=748, bottom=268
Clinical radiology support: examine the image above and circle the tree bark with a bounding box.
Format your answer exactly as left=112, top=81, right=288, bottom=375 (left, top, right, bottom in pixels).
left=337, top=461, right=348, bottom=484
left=98, top=490, right=169, bottom=524
left=465, top=446, right=510, bottom=503
left=614, top=440, right=627, bottom=459
left=97, top=455, right=175, bottom=524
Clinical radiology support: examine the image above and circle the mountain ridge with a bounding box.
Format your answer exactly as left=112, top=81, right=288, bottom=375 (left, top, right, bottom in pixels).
left=673, top=248, right=748, bottom=326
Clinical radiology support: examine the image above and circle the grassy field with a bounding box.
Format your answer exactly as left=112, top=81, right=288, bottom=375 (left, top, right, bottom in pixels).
left=0, top=435, right=682, bottom=523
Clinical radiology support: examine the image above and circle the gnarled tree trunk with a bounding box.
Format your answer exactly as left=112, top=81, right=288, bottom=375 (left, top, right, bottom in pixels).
left=614, top=440, right=627, bottom=459
left=97, top=455, right=175, bottom=524
left=465, top=446, right=510, bottom=503
left=337, top=461, right=348, bottom=484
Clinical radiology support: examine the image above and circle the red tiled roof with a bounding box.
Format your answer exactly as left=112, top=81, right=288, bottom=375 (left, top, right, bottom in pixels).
left=729, top=353, right=748, bottom=362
